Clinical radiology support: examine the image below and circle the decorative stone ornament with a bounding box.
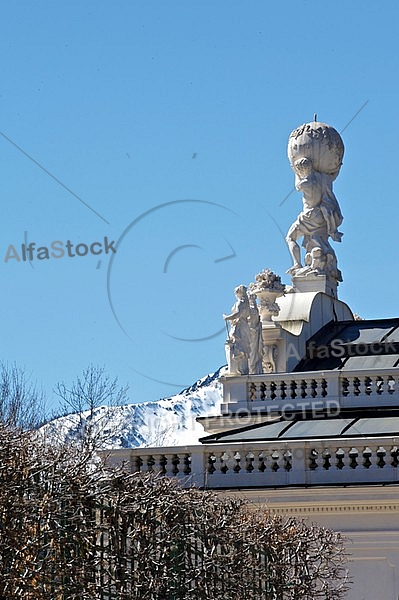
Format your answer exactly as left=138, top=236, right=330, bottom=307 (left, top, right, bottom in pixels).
left=248, top=269, right=285, bottom=323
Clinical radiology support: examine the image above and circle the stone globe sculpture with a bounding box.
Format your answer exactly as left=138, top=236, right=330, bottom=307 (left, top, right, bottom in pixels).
left=288, top=120, right=344, bottom=181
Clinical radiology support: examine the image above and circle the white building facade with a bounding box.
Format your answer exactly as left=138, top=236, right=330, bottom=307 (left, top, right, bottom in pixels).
left=108, top=120, right=399, bottom=599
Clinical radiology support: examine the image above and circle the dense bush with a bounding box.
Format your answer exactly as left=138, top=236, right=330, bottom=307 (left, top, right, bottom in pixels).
left=0, top=424, right=349, bottom=599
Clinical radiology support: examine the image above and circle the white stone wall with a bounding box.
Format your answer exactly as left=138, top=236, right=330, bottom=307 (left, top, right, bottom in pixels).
left=231, top=486, right=399, bottom=600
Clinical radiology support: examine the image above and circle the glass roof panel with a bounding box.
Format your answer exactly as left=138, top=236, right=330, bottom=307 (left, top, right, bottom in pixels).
left=337, top=324, right=394, bottom=345
left=341, top=355, right=399, bottom=370
left=217, top=420, right=290, bottom=442
left=296, top=355, right=346, bottom=372
left=206, top=413, right=399, bottom=444
left=384, top=325, right=399, bottom=342
left=311, top=323, right=346, bottom=346
left=345, top=417, right=399, bottom=436
left=215, top=418, right=361, bottom=442
left=280, top=418, right=354, bottom=438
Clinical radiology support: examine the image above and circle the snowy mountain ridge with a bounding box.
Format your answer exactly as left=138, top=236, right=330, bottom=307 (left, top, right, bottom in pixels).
left=42, top=367, right=225, bottom=449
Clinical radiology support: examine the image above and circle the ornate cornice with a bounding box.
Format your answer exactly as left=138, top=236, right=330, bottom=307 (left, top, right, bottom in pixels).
left=268, top=502, right=399, bottom=516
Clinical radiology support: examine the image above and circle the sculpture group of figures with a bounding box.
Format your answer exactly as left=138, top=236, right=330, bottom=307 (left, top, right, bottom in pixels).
left=222, top=119, right=346, bottom=377
left=223, top=285, right=264, bottom=375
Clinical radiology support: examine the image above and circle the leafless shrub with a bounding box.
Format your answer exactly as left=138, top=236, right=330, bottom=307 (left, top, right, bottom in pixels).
left=0, top=421, right=350, bottom=599
left=53, top=364, right=129, bottom=451
left=0, top=362, right=45, bottom=429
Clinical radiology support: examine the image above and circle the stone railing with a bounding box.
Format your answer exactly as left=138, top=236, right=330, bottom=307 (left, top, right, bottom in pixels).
left=105, top=436, right=399, bottom=489
left=221, top=368, right=399, bottom=414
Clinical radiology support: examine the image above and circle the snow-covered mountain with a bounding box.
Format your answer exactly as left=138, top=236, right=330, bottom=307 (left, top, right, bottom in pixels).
left=42, top=367, right=225, bottom=449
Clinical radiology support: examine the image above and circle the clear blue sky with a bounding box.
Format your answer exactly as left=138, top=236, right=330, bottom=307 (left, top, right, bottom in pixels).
left=1, top=1, right=398, bottom=413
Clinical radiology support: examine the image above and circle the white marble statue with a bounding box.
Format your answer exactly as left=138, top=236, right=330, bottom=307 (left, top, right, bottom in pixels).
left=286, top=121, right=344, bottom=284
left=248, top=293, right=263, bottom=374
left=223, top=285, right=251, bottom=375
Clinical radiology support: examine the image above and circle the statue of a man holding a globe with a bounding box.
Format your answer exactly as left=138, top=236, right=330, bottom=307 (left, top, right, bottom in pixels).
left=286, top=120, right=345, bottom=285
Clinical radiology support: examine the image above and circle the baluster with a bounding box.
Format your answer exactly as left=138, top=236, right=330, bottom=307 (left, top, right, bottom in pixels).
left=353, top=377, right=361, bottom=396
left=261, top=381, right=270, bottom=400
left=258, top=452, right=267, bottom=472
left=310, top=379, right=317, bottom=398
left=233, top=452, right=241, bottom=473
left=158, top=454, right=167, bottom=475
left=309, top=448, right=318, bottom=470
left=136, top=455, right=145, bottom=472
left=146, top=455, right=155, bottom=473
left=321, top=377, right=328, bottom=397
left=259, top=381, right=267, bottom=400
left=207, top=453, right=216, bottom=474
left=346, top=376, right=359, bottom=398
left=271, top=450, right=280, bottom=472
left=289, top=380, right=298, bottom=400
left=365, top=376, right=376, bottom=397
left=376, top=376, right=384, bottom=395
left=260, top=382, right=266, bottom=400
left=220, top=451, right=231, bottom=474
left=335, top=448, right=345, bottom=470
left=322, top=448, right=331, bottom=470
left=348, top=448, right=359, bottom=469
left=376, top=446, right=386, bottom=468
left=245, top=452, right=255, bottom=472
left=391, top=446, right=399, bottom=468
left=341, top=377, right=349, bottom=397
left=362, top=447, right=372, bottom=469
left=212, top=452, right=222, bottom=474
left=388, top=376, right=396, bottom=395
left=300, top=379, right=308, bottom=399
left=283, top=450, right=292, bottom=471
left=171, top=454, right=180, bottom=476
left=133, top=456, right=143, bottom=473
left=182, top=454, right=191, bottom=475
left=213, top=452, right=225, bottom=475
left=249, top=382, right=257, bottom=401
left=162, top=454, right=172, bottom=475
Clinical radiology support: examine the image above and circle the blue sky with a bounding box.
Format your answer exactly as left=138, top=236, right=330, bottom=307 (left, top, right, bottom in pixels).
left=1, top=1, right=398, bottom=413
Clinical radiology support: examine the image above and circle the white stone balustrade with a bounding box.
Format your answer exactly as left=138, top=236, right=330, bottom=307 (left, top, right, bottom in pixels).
left=104, top=436, right=399, bottom=490
left=221, top=368, right=399, bottom=414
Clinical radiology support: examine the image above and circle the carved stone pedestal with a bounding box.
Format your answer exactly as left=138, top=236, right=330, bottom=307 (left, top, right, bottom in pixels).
left=261, top=321, right=283, bottom=373
left=292, top=274, right=337, bottom=298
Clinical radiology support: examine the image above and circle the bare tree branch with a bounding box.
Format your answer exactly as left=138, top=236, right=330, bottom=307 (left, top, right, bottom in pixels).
left=0, top=362, right=46, bottom=429
left=0, top=422, right=350, bottom=599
